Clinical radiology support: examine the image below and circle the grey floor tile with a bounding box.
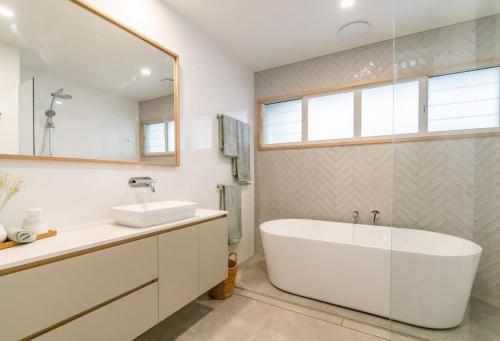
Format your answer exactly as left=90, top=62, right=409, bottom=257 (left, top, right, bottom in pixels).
left=234, top=287, right=344, bottom=325
left=136, top=255, right=500, bottom=341
left=135, top=302, right=213, bottom=341
left=236, top=255, right=500, bottom=341
left=137, top=289, right=387, bottom=340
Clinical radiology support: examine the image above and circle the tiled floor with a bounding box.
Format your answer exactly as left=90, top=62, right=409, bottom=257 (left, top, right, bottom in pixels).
left=137, top=292, right=405, bottom=341
left=136, top=255, right=500, bottom=341
left=235, top=255, right=500, bottom=341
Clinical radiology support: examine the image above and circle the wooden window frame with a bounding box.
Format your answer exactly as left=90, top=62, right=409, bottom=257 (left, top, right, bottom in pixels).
left=256, top=61, right=500, bottom=152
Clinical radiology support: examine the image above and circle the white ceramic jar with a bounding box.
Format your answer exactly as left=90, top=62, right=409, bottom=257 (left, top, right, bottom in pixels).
left=22, top=208, right=49, bottom=234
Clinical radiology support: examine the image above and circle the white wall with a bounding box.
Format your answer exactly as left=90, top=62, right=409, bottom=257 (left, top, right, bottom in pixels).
left=0, top=43, right=20, bottom=154
left=0, top=0, right=255, bottom=262
left=19, top=77, right=34, bottom=155
left=24, top=68, right=140, bottom=161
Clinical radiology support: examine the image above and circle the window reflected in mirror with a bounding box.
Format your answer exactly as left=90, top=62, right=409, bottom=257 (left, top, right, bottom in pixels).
left=142, top=121, right=175, bottom=156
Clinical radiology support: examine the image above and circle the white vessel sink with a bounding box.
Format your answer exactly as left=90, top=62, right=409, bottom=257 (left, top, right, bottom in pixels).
left=112, top=201, right=198, bottom=228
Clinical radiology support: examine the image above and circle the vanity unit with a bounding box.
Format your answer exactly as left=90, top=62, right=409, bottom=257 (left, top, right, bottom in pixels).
left=0, top=1, right=230, bottom=338
left=0, top=209, right=228, bottom=341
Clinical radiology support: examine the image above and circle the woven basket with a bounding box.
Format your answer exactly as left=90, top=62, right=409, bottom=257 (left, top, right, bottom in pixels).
left=208, top=253, right=238, bottom=299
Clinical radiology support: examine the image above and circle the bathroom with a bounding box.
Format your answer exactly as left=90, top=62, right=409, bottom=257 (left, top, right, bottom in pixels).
left=0, top=0, right=498, bottom=340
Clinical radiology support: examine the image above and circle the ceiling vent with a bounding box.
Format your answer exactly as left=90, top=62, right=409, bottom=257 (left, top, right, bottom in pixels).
left=337, top=21, right=371, bottom=39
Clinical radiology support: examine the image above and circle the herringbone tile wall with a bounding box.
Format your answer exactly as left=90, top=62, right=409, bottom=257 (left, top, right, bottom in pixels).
left=473, top=138, right=500, bottom=305
left=255, top=15, right=500, bottom=307
left=255, top=39, right=393, bottom=99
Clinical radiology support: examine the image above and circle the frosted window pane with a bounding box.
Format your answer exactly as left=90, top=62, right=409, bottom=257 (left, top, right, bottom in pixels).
left=144, top=122, right=166, bottom=153
left=308, top=92, right=354, bottom=141
left=361, top=81, right=419, bottom=137
left=428, top=67, right=500, bottom=132
left=167, top=121, right=175, bottom=152
left=264, top=100, right=302, bottom=144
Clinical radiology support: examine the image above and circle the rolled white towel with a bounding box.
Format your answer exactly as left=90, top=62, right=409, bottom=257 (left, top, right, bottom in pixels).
left=6, top=228, right=37, bottom=244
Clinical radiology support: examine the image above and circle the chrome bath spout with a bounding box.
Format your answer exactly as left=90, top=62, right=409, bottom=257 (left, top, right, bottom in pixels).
left=352, top=210, right=359, bottom=224
left=371, top=210, right=381, bottom=225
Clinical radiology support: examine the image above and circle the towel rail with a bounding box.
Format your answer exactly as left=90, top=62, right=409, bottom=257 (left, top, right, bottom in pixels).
left=216, top=113, right=252, bottom=185
left=217, top=184, right=224, bottom=210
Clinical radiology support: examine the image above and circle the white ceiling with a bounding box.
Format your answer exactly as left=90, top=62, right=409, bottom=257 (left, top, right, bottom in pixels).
left=163, top=0, right=500, bottom=71
left=0, top=0, right=175, bottom=101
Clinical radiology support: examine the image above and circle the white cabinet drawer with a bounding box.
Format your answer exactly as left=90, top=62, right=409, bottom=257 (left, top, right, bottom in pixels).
left=0, top=237, right=158, bottom=340
left=158, top=226, right=198, bottom=320
left=199, top=218, right=228, bottom=294
left=35, top=282, right=158, bottom=341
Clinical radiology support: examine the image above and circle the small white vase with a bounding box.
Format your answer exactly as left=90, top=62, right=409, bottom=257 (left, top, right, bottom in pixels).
left=22, top=208, right=49, bottom=235
left=0, top=223, right=7, bottom=243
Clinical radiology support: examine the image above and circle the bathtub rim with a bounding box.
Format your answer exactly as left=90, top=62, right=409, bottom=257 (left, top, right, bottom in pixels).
left=260, top=219, right=482, bottom=258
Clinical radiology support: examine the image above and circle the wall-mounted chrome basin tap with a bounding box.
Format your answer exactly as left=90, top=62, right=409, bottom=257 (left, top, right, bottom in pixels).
left=371, top=210, right=381, bottom=225
left=352, top=210, right=359, bottom=224
left=129, top=177, right=157, bottom=193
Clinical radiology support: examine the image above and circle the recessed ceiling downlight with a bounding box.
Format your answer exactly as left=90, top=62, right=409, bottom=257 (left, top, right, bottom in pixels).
left=340, top=0, right=354, bottom=8
left=140, top=68, right=151, bottom=76
left=0, top=6, right=14, bottom=18
left=337, top=21, right=370, bottom=39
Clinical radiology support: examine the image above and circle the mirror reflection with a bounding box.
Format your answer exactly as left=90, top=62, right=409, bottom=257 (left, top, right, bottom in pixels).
left=0, top=0, right=178, bottom=165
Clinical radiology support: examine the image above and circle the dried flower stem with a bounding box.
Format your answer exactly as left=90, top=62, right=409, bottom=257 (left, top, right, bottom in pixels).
left=0, top=170, right=23, bottom=211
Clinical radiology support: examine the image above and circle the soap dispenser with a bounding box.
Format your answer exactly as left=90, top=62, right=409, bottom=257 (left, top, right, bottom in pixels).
left=22, top=208, right=49, bottom=235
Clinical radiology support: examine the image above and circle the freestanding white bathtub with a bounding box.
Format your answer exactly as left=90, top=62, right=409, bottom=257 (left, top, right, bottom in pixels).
left=260, top=219, right=482, bottom=329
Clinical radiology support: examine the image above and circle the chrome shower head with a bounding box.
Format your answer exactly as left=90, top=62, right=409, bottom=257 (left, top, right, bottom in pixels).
left=51, top=88, right=72, bottom=100
left=49, top=88, right=72, bottom=111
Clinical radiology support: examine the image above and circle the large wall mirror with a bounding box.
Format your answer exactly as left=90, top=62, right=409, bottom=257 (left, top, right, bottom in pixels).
left=0, top=0, right=180, bottom=166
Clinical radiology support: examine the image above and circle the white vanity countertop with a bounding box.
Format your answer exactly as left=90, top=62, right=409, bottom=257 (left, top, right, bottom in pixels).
left=0, top=208, right=227, bottom=273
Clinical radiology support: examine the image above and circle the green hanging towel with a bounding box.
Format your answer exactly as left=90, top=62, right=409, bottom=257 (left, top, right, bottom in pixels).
left=220, top=184, right=242, bottom=245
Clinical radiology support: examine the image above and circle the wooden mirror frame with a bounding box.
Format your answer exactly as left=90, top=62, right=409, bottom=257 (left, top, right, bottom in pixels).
left=0, top=0, right=180, bottom=167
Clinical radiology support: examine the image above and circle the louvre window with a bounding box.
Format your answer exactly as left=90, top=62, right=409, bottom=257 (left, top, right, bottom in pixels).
left=143, top=121, right=175, bottom=155
left=308, top=91, right=354, bottom=141
left=361, top=81, right=419, bottom=137
left=260, top=66, right=500, bottom=147
left=263, top=99, right=302, bottom=144
left=428, top=67, right=499, bottom=132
